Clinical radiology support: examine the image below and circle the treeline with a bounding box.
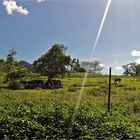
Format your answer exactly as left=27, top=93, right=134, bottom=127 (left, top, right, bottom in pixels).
left=0, top=44, right=140, bottom=89
left=0, top=44, right=103, bottom=89
left=0, top=44, right=102, bottom=87
left=123, top=63, right=140, bottom=76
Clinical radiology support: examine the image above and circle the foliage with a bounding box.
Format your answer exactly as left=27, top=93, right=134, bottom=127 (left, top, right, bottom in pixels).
left=123, top=63, right=140, bottom=76
left=33, top=44, right=71, bottom=79
left=0, top=72, right=140, bottom=139
left=25, top=72, right=40, bottom=81
left=70, top=58, right=86, bottom=72
left=4, top=49, right=29, bottom=88
left=81, top=60, right=103, bottom=73
left=0, top=89, right=140, bottom=139
left=6, top=66, right=29, bottom=89
left=4, top=49, right=17, bottom=73
left=0, top=59, right=5, bottom=72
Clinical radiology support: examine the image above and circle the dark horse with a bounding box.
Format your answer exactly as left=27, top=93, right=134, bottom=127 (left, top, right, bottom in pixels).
left=114, top=78, right=121, bottom=84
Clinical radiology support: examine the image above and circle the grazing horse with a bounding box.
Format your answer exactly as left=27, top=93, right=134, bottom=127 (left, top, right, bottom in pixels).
left=114, top=78, right=121, bottom=85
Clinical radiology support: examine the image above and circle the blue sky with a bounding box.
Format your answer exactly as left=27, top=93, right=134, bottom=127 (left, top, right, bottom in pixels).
left=0, top=0, right=140, bottom=74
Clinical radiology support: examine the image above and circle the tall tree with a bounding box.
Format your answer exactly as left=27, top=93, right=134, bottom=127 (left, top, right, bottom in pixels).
left=123, top=63, right=140, bottom=76
left=4, top=49, right=28, bottom=89
left=70, top=58, right=86, bottom=72
left=0, top=59, right=5, bottom=72
left=136, top=64, right=140, bottom=76
left=4, top=49, right=17, bottom=73
left=122, top=64, right=130, bottom=76
left=33, top=44, right=71, bottom=80
left=81, top=60, right=103, bottom=73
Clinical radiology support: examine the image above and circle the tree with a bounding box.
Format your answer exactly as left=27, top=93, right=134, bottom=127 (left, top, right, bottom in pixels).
left=71, top=58, right=80, bottom=71
left=136, top=64, right=140, bottom=76
left=70, top=58, right=86, bottom=72
left=122, top=64, right=130, bottom=76
left=32, top=44, right=71, bottom=80
left=0, top=59, right=5, bottom=72
left=81, top=60, right=103, bottom=73
left=4, top=49, right=17, bottom=73
left=4, top=49, right=28, bottom=89
left=6, top=66, right=29, bottom=89
left=123, top=63, right=140, bottom=76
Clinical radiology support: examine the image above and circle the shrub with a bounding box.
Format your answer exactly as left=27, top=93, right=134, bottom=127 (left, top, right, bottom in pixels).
left=86, top=87, right=103, bottom=96
left=68, top=86, right=78, bottom=92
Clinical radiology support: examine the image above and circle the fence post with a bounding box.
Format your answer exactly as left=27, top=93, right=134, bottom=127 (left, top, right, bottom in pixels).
left=108, top=67, right=111, bottom=112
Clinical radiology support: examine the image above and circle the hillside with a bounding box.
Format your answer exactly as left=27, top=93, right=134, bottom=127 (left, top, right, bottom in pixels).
left=0, top=73, right=140, bottom=139
left=19, top=60, right=32, bottom=70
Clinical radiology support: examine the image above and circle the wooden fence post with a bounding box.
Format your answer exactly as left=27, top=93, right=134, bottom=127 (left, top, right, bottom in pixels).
left=108, top=67, right=111, bottom=112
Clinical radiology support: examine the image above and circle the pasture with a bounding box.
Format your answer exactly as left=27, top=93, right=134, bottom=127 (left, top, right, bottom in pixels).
left=0, top=73, right=140, bottom=139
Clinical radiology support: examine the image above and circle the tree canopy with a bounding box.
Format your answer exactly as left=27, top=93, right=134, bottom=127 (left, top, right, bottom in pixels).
left=81, top=60, right=103, bottom=74
left=123, top=63, right=140, bottom=76
left=32, top=44, right=71, bottom=79
left=70, top=58, right=86, bottom=72
left=4, top=49, right=29, bottom=89
left=0, top=59, right=5, bottom=72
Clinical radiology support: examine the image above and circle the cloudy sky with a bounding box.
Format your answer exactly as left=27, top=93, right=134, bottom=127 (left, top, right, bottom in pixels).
left=0, top=0, right=140, bottom=74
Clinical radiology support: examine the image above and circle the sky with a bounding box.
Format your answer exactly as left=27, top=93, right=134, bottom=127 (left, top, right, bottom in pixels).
left=0, top=0, right=140, bottom=74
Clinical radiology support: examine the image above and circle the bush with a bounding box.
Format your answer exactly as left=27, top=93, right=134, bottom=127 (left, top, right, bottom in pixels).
left=68, top=86, right=78, bottom=92
left=86, top=87, right=103, bottom=96
left=1, top=102, right=140, bottom=139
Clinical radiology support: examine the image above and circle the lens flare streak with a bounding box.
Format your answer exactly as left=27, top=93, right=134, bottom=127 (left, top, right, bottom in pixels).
left=67, top=0, right=112, bottom=138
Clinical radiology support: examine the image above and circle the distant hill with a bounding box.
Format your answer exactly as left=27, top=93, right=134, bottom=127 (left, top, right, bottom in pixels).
left=19, top=60, right=32, bottom=70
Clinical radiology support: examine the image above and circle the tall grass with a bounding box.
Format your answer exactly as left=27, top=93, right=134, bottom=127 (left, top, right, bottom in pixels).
left=0, top=73, right=140, bottom=139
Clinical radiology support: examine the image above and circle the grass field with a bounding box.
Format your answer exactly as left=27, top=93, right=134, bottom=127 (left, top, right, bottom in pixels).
left=0, top=73, right=140, bottom=139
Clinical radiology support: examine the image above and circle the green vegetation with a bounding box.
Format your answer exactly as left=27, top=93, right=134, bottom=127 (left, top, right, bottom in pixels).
left=123, top=63, right=140, bottom=76
left=32, top=44, right=71, bottom=79
left=0, top=73, right=140, bottom=139
left=3, top=49, right=29, bottom=89
left=81, top=60, right=103, bottom=73
left=0, top=46, right=140, bottom=138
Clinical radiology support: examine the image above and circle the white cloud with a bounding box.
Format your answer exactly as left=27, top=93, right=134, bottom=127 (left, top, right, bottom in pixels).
left=37, top=0, right=45, bottom=3
left=131, top=49, right=140, bottom=57
left=115, top=66, right=123, bottom=71
left=135, top=58, right=140, bottom=64
left=2, top=0, right=29, bottom=15
left=92, top=58, right=98, bottom=61
left=114, top=66, right=124, bottom=75
left=99, top=64, right=104, bottom=68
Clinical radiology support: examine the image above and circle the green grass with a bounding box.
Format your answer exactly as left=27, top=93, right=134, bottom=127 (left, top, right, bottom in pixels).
left=0, top=73, right=140, bottom=139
